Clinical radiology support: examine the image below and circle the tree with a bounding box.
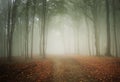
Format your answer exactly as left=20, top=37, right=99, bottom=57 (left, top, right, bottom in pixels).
left=7, top=0, right=18, bottom=61
left=82, top=0, right=101, bottom=56
left=31, top=0, right=37, bottom=59
left=24, top=0, right=30, bottom=59
left=105, top=0, right=111, bottom=56
left=112, top=0, right=118, bottom=57
left=40, top=0, right=47, bottom=58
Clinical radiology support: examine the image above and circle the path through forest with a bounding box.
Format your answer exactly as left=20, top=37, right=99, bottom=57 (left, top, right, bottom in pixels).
left=0, top=56, right=120, bottom=82
left=52, top=56, right=96, bottom=82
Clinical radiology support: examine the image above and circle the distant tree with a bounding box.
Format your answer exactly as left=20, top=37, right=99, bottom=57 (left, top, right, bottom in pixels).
left=112, top=0, right=119, bottom=57
left=105, top=0, right=111, bottom=56
left=40, top=0, right=47, bottom=58
left=31, top=0, right=37, bottom=59
left=24, top=0, right=30, bottom=59
left=82, top=0, right=101, bottom=56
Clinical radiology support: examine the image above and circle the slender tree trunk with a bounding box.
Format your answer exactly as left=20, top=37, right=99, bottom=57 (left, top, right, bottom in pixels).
left=94, top=20, right=100, bottom=56
left=7, top=0, right=17, bottom=61
left=8, top=34, right=13, bottom=61
left=91, top=2, right=100, bottom=56
left=85, top=17, right=91, bottom=56
left=40, top=0, right=47, bottom=58
left=31, top=0, right=36, bottom=59
left=105, top=0, right=111, bottom=56
left=76, top=26, right=79, bottom=54
left=25, top=0, right=29, bottom=59
left=92, top=9, right=100, bottom=56
left=3, top=31, right=6, bottom=58
left=31, top=22, right=34, bottom=59
left=112, top=0, right=118, bottom=57
left=73, top=28, right=76, bottom=55
left=7, top=0, right=11, bottom=60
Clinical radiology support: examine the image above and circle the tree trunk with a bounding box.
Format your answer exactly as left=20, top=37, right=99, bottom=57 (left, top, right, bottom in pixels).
left=40, top=0, right=47, bottom=58
left=31, top=0, right=36, bottom=59
left=112, top=0, right=118, bottom=57
left=94, top=19, right=100, bottom=56
left=85, top=17, right=91, bottom=56
left=25, top=0, right=29, bottom=59
left=105, top=0, right=111, bottom=56
left=7, top=0, right=17, bottom=61
left=8, top=34, right=13, bottom=61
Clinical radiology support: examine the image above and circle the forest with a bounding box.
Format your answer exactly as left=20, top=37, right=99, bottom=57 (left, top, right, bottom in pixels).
left=0, top=0, right=120, bottom=82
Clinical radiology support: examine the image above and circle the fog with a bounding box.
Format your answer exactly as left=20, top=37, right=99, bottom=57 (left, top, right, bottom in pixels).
left=0, top=0, right=120, bottom=60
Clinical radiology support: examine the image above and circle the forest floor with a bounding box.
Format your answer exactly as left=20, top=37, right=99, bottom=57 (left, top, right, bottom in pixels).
left=0, top=56, right=120, bottom=82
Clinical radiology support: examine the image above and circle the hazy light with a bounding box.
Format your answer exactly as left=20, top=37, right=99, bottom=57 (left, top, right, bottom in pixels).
left=47, top=0, right=50, bottom=2
left=45, top=14, right=92, bottom=55
left=12, top=14, right=92, bottom=56
left=35, top=17, right=39, bottom=21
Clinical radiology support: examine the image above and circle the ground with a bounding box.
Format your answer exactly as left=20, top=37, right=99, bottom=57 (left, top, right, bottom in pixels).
left=0, top=56, right=120, bottom=82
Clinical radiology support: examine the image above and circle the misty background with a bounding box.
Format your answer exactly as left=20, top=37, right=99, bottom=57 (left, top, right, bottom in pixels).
left=0, top=0, right=120, bottom=60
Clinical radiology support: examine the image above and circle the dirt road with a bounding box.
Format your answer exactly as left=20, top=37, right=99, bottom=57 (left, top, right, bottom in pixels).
left=52, top=56, right=96, bottom=82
